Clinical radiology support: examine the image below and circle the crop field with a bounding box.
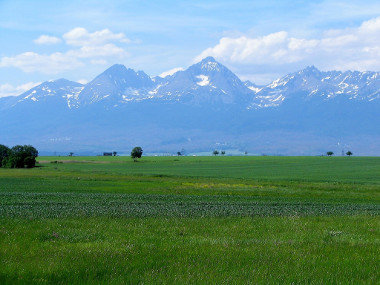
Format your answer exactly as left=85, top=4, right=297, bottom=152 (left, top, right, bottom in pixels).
left=0, top=156, right=379, bottom=283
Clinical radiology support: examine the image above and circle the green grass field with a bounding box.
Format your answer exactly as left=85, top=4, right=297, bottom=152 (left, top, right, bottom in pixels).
left=0, top=156, right=379, bottom=283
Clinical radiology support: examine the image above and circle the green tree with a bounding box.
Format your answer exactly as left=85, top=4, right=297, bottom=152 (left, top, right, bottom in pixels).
left=326, top=151, right=334, bottom=156
left=113, top=151, right=117, bottom=156
left=221, top=150, right=225, bottom=155
left=0, top=144, right=10, bottom=167
left=23, top=145, right=38, bottom=158
left=3, top=145, right=38, bottom=168
left=24, top=156, right=36, bottom=168
left=213, top=150, right=219, bottom=156
left=131, top=147, right=143, bottom=162
left=346, top=151, right=353, bottom=156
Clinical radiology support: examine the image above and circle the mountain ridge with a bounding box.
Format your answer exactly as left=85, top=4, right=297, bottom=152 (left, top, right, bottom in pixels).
left=0, top=57, right=379, bottom=155
left=3, top=57, right=378, bottom=111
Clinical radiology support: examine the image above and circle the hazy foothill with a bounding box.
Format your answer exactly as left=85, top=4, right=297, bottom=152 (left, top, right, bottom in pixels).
left=0, top=0, right=379, bottom=284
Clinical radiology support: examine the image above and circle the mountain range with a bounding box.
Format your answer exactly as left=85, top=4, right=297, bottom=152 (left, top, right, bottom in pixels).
left=1, top=57, right=379, bottom=155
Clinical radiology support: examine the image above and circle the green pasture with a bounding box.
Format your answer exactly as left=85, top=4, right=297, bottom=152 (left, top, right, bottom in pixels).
left=38, top=155, right=380, bottom=183
left=0, top=156, right=379, bottom=283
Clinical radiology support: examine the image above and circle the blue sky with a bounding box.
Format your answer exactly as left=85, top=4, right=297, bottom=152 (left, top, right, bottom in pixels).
left=0, top=0, right=379, bottom=97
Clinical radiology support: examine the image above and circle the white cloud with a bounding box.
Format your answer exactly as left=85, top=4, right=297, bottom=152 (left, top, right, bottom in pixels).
left=63, top=27, right=130, bottom=46
left=159, top=67, right=184, bottom=78
left=34, top=35, right=61, bottom=45
left=196, top=17, right=380, bottom=83
left=69, top=43, right=128, bottom=58
left=0, top=82, right=41, bottom=98
left=0, top=52, right=83, bottom=74
left=0, top=27, right=130, bottom=74
left=90, top=59, right=108, bottom=65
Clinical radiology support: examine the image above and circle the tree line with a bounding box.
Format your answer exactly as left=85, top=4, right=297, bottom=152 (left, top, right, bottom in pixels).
left=0, top=144, right=355, bottom=168
left=326, top=151, right=353, bottom=156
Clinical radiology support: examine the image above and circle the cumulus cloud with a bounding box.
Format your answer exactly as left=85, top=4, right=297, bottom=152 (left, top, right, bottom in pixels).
left=89, top=59, right=108, bottom=65
left=159, top=67, right=184, bottom=78
left=0, top=27, right=130, bottom=74
left=34, top=35, right=61, bottom=45
left=0, top=82, right=41, bottom=98
left=63, top=27, right=130, bottom=46
left=0, top=52, right=83, bottom=74
left=196, top=17, right=380, bottom=83
left=68, top=44, right=128, bottom=58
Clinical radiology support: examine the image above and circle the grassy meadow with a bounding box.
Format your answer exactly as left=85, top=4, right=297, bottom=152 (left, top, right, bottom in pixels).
left=0, top=156, right=379, bottom=283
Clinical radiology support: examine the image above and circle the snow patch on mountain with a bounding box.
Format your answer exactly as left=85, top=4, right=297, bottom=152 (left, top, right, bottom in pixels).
left=244, top=81, right=263, bottom=94
left=159, top=67, right=184, bottom=78
left=196, top=75, right=210, bottom=86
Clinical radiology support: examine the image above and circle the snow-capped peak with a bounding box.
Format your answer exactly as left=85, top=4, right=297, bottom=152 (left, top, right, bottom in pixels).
left=199, top=56, right=221, bottom=72
left=253, top=67, right=379, bottom=107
